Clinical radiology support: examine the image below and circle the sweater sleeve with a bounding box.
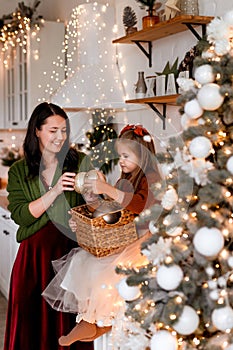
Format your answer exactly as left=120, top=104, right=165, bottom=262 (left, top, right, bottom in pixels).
left=7, top=161, right=48, bottom=227
left=120, top=173, right=159, bottom=214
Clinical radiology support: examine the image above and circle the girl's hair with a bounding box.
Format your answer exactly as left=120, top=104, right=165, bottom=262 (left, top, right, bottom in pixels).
left=116, top=124, right=160, bottom=190
left=24, top=102, right=77, bottom=178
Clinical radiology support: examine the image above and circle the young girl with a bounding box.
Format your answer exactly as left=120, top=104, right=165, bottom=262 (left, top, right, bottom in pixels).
left=42, top=124, right=161, bottom=346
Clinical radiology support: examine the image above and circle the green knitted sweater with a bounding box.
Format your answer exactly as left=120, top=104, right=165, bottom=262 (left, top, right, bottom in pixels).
left=7, top=152, right=92, bottom=242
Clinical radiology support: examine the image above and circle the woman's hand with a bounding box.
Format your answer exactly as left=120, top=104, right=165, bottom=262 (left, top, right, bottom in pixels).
left=68, top=216, right=77, bottom=232
left=53, top=172, right=76, bottom=195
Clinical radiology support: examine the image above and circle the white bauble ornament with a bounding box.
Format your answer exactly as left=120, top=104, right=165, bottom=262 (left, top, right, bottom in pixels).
left=166, top=226, right=183, bottom=237
left=226, top=156, right=233, bottom=174
left=189, top=136, right=212, bottom=158
left=194, top=65, right=215, bottom=85
left=184, top=99, right=203, bottom=119
left=151, top=330, right=177, bottom=350
left=149, top=220, right=158, bottom=234
left=173, top=305, right=199, bottom=335
left=157, top=264, right=183, bottom=291
left=117, top=278, right=140, bottom=301
left=223, top=10, right=233, bottom=24
left=228, top=256, right=233, bottom=268
left=193, top=227, right=224, bottom=257
left=226, top=345, right=233, bottom=350
left=212, top=306, right=233, bottom=331
left=197, top=83, right=224, bottom=110
left=209, top=290, right=219, bottom=301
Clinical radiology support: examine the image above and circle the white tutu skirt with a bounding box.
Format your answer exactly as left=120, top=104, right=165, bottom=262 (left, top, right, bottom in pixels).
left=42, top=233, right=150, bottom=326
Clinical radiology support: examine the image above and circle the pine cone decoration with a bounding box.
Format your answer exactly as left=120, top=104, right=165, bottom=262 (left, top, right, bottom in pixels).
left=123, top=6, right=137, bottom=30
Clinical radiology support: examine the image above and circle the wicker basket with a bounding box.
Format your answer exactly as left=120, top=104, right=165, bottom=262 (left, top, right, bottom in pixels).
left=71, top=203, right=138, bottom=257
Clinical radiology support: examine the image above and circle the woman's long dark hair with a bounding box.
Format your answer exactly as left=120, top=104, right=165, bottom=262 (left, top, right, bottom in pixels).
left=23, top=102, right=77, bottom=178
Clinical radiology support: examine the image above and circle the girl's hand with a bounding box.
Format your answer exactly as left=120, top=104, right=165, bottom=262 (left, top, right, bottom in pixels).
left=53, top=172, right=76, bottom=195
left=84, top=171, right=106, bottom=194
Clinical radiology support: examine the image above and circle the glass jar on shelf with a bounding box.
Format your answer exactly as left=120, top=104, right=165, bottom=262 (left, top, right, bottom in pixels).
left=179, top=0, right=199, bottom=16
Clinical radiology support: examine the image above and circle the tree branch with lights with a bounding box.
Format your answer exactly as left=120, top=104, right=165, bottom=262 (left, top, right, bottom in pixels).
left=113, top=10, right=233, bottom=350
left=86, top=110, right=118, bottom=175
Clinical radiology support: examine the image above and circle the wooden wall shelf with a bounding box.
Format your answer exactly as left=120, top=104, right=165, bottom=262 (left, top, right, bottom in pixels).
left=126, top=94, right=179, bottom=105
left=126, top=95, right=180, bottom=130
left=112, top=15, right=213, bottom=44
left=112, top=15, right=214, bottom=128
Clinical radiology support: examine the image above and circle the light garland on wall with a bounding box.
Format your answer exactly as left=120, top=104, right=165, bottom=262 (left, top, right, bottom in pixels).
left=0, top=1, right=43, bottom=66
left=38, top=1, right=127, bottom=110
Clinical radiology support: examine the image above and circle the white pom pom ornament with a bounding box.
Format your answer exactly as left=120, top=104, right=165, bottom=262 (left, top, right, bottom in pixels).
left=226, top=156, right=233, bottom=174
left=117, top=278, right=140, bottom=301
left=173, top=305, right=199, bottom=335
left=157, top=264, right=183, bottom=291
left=189, top=136, right=212, bottom=158
left=223, top=10, right=233, bottom=24
left=193, top=227, right=224, bottom=258
left=194, top=65, right=215, bottom=85
left=212, top=306, right=233, bottom=331
left=184, top=99, right=203, bottom=119
left=197, top=83, right=224, bottom=110
left=151, top=330, right=177, bottom=350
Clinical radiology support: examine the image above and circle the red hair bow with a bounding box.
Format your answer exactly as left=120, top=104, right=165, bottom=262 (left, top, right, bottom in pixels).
left=120, top=124, right=149, bottom=137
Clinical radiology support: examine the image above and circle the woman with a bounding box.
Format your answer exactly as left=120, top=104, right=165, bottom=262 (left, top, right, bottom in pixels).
left=4, top=102, right=94, bottom=350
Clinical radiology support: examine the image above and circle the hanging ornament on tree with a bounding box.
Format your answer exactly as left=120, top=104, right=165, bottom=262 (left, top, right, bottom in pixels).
left=150, top=330, right=177, bottom=350
left=173, top=305, right=199, bottom=335
left=117, top=278, right=141, bottom=301
left=226, top=156, right=233, bottom=174
left=193, top=227, right=224, bottom=258
left=156, top=264, right=183, bottom=290
left=197, top=83, right=224, bottom=110
left=184, top=98, right=203, bottom=119
left=223, top=9, right=233, bottom=24
left=189, top=136, right=212, bottom=158
left=212, top=306, right=233, bottom=331
left=194, top=64, right=215, bottom=85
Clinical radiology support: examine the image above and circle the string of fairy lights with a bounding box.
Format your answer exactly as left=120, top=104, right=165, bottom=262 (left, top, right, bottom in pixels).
left=0, top=1, right=174, bottom=130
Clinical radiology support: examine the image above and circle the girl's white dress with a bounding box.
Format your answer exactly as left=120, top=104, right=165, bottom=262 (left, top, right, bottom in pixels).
left=42, top=232, right=149, bottom=326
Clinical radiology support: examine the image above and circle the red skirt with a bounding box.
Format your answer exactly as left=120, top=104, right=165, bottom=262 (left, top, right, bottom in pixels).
left=3, top=221, right=94, bottom=350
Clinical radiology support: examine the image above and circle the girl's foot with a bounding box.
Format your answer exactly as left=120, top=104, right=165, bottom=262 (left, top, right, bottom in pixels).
left=58, top=321, right=97, bottom=346
left=81, top=326, right=112, bottom=342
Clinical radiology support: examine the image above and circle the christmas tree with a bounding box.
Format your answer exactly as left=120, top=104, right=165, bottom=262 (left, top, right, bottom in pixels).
left=114, top=10, right=233, bottom=350
left=86, top=109, right=118, bottom=175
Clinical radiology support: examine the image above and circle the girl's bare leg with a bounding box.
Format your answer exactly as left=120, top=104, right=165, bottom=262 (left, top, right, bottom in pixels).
left=58, top=320, right=97, bottom=346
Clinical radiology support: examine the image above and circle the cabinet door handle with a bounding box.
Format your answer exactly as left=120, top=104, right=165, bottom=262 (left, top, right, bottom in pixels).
left=3, top=229, right=10, bottom=235
left=2, top=214, right=10, bottom=220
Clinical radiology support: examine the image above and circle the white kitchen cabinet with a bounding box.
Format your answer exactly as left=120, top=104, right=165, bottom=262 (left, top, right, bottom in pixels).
left=94, top=334, right=111, bottom=350
left=0, top=207, right=19, bottom=299
left=2, top=21, right=65, bottom=129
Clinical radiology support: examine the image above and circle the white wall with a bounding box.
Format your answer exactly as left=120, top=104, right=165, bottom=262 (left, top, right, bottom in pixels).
left=1, top=0, right=233, bottom=152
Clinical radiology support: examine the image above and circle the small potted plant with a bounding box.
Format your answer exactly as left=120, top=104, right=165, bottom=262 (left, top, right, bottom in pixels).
left=135, top=0, right=162, bottom=29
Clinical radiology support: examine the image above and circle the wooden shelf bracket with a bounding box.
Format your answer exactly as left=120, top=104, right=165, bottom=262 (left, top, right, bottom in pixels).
left=147, top=102, right=167, bottom=130
left=183, top=22, right=207, bottom=41
left=133, top=40, right=152, bottom=67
